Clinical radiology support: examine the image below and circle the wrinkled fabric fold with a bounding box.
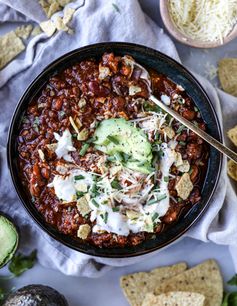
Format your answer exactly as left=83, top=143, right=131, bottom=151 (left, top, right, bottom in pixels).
left=0, top=0, right=236, bottom=277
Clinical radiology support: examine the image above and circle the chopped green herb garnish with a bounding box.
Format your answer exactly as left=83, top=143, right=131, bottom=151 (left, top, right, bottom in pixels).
left=122, top=152, right=131, bottom=162
left=194, top=106, right=199, bottom=112
left=157, top=194, right=167, bottom=201
left=90, top=184, right=99, bottom=197
left=32, top=117, right=40, bottom=132
left=107, top=135, right=119, bottom=144
left=179, top=141, right=186, bottom=146
left=104, top=211, right=108, bottom=223
left=59, top=110, right=65, bottom=118
left=112, top=3, right=121, bottom=13
left=91, top=198, right=99, bottom=208
left=33, top=117, right=39, bottom=125
left=178, top=197, right=182, bottom=203
left=87, top=136, right=97, bottom=143
left=177, top=97, right=185, bottom=104
left=100, top=212, right=108, bottom=224
left=152, top=212, right=159, bottom=222
left=157, top=150, right=164, bottom=158
left=74, top=175, right=85, bottom=180
left=163, top=176, right=169, bottom=182
left=79, top=143, right=89, bottom=156
left=111, top=179, right=122, bottom=190
left=76, top=191, right=85, bottom=199
left=22, top=116, right=29, bottom=124
left=107, top=156, right=116, bottom=162
left=147, top=198, right=157, bottom=205
left=112, top=207, right=120, bottom=212
left=114, top=151, right=123, bottom=161
left=176, top=125, right=185, bottom=134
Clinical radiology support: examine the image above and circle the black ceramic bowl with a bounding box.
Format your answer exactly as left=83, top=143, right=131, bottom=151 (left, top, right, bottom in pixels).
left=7, top=42, right=222, bottom=258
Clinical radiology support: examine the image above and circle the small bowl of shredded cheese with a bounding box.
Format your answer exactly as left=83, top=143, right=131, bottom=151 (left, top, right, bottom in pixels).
left=160, top=0, right=237, bottom=48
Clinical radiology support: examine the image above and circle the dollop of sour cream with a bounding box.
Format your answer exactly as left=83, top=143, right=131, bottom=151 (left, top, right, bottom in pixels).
left=48, top=141, right=178, bottom=236
left=54, top=129, right=76, bottom=162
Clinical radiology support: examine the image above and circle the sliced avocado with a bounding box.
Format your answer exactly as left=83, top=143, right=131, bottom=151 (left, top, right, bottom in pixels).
left=0, top=214, right=19, bottom=268
left=125, top=160, right=153, bottom=174
left=2, top=285, right=68, bottom=306
left=94, top=118, right=152, bottom=173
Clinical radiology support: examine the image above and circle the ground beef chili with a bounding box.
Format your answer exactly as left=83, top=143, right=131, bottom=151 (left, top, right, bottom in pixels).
left=17, top=53, right=209, bottom=248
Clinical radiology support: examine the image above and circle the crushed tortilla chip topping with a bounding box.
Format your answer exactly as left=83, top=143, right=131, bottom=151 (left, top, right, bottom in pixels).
left=0, top=31, right=25, bottom=70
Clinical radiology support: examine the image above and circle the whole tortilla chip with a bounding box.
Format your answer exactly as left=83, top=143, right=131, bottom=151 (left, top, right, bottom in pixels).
left=0, top=31, right=25, bottom=70
left=120, top=262, right=187, bottom=306
left=227, top=125, right=237, bottom=147
left=218, top=58, right=237, bottom=97
left=154, top=260, right=223, bottom=306
left=142, top=292, right=205, bottom=306
left=227, top=160, right=237, bottom=181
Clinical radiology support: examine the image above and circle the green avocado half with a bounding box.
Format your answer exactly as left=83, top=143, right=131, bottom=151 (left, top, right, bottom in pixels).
left=0, top=214, right=19, bottom=269
left=94, top=118, right=152, bottom=174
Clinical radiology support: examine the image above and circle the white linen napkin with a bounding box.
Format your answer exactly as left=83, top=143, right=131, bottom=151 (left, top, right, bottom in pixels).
left=0, top=0, right=236, bottom=277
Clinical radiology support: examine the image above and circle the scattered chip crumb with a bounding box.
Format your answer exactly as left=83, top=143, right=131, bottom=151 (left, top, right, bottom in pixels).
left=0, top=31, right=25, bottom=70
left=31, top=26, right=42, bottom=37
left=77, top=224, right=91, bottom=239
left=227, top=125, right=237, bottom=147
left=39, top=0, right=75, bottom=18
left=175, top=173, right=193, bottom=200
left=40, top=20, right=56, bottom=37
left=227, top=160, right=237, bottom=181
left=48, top=2, right=61, bottom=18
left=54, top=16, right=69, bottom=31
left=177, top=160, right=190, bottom=173
left=63, top=7, right=75, bottom=24
left=218, top=58, right=237, bottom=97
left=15, top=25, right=33, bottom=40
left=76, top=194, right=91, bottom=217
left=174, top=152, right=183, bottom=167
left=58, top=0, right=72, bottom=5
left=75, top=183, right=87, bottom=193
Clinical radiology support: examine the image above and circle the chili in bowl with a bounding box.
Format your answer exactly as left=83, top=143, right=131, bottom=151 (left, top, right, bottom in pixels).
left=7, top=43, right=222, bottom=257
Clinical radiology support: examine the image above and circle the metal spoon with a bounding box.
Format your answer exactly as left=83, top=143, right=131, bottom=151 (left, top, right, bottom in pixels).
left=131, top=58, right=237, bottom=163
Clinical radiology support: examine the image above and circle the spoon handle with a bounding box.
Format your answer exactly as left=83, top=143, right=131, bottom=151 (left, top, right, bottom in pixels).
left=150, top=94, right=237, bottom=163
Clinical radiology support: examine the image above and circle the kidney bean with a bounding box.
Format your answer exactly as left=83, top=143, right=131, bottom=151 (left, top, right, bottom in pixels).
left=41, top=167, right=50, bottom=179
left=182, top=109, right=196, bottom=120
left=52, top=98, right=63, bottom=111
left=190, top=165, right=199, bottom=183
left=186, top=143, right=203, bottom=159
left=163, top=209, right=178, bottom=224
left=112, top=96, right=126, bottom=111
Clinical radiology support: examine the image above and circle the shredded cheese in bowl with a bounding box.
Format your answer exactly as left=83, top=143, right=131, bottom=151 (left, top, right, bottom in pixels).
left=168, top=0, right=237, bottom=43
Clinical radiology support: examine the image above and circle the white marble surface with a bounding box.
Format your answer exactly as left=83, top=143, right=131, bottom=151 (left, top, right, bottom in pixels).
left=0, top=0, right=237, bottom=305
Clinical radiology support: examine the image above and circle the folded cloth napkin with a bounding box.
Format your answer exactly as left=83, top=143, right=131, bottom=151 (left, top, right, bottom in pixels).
left=0, top=0, right=237, bottom=277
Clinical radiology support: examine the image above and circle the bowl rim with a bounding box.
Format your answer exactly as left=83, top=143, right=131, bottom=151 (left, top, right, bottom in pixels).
left=159, top=0, right=237, bottom=48
left=7, top=42, right=223, bottom=258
